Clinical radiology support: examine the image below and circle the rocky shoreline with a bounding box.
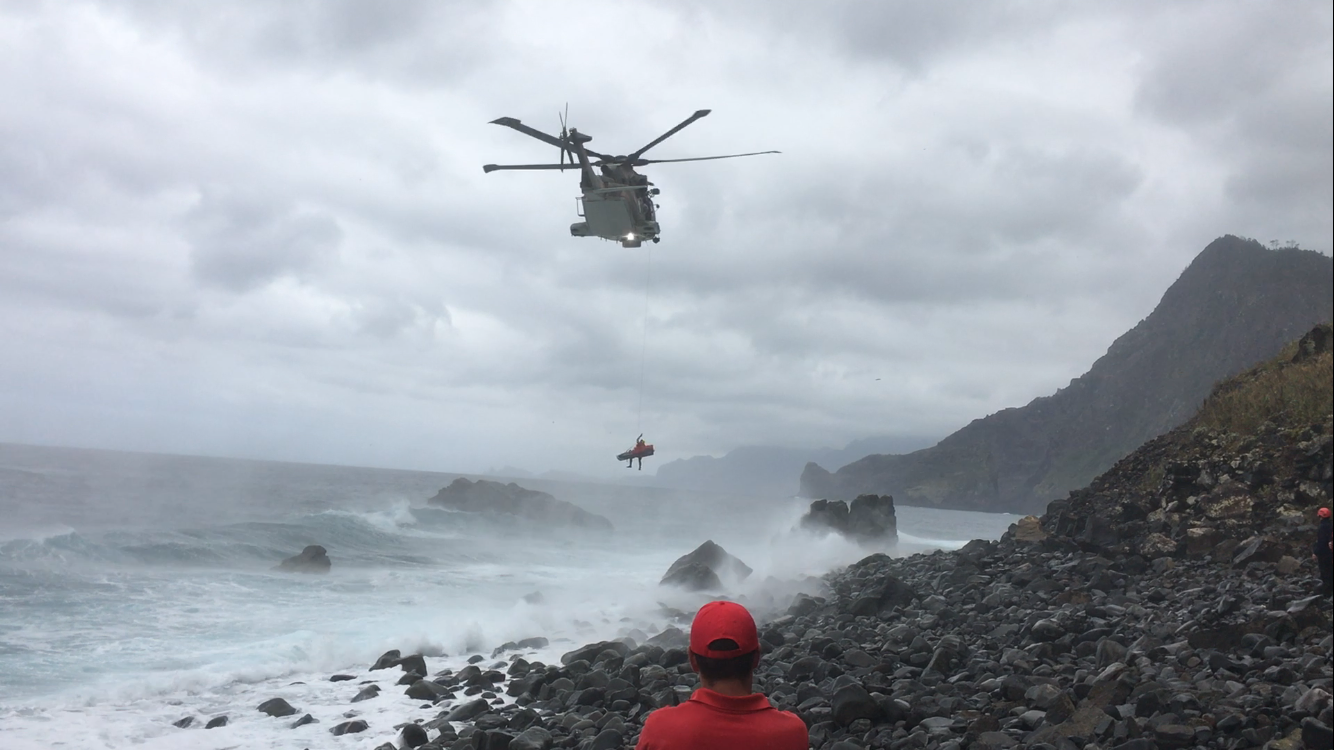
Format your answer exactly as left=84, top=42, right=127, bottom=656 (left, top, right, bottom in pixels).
left=175, top=329, right=1332, bottom=748
left=173, top=521, right=1328, bottom=749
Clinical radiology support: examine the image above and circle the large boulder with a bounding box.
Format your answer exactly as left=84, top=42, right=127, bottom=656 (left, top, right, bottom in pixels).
left=277, top=545, right=331, bottom=573
left=256, top=698, right=297, bottom=717
left=427, top=478, right=613, bottom=531
left=1012, top=516, right=1047, bottom=543
left=660, top=541, right=752, bottom=591
left=801, top=495, right=898, bottom=542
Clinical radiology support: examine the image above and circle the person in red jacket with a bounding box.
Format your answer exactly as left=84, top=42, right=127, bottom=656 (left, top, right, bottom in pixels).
left=635, top=600, right=807, bottom=750
left=1314, top=507, right=1333, bottom=597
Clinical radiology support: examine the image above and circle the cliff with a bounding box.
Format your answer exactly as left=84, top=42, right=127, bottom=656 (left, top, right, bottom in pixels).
left=801, top=236, right=1333, bottom=513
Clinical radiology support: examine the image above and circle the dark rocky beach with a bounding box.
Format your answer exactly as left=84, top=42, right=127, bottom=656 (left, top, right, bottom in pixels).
left=182, top=327, right=1332, bottom=749
left=219, top=500, right=1331, bottom=750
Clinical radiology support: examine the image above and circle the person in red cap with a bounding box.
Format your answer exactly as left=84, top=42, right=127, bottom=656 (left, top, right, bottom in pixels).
left=635, top=600, right=806, bottom=749
left=1314, top=507, right=1332, bottom=597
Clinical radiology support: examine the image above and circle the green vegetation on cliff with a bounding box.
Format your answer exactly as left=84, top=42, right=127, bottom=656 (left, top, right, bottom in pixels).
left=1193, top=323, right=1332, bottom=438
left=1045, top=322, right=1333, bottom=561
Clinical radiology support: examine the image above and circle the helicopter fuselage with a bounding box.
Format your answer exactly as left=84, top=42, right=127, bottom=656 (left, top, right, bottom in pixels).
left=571, top=186, right=660, bottom=249
left=482, top=110, right=775, bottom=250
left=567, top=140, right=659, bottom=248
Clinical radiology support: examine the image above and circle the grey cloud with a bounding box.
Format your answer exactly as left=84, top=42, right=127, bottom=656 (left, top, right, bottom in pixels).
left=1130, top=1, right=1332, bottom=246
left=185, top=192, right=343, bottom=291
left=109, top=0, right=499, bottom=85
left=679, top=0, right=1066, bottom=73
left=1, top=1, right=1330, bottom=477
left=1132, top=2, right=1327, bottom=126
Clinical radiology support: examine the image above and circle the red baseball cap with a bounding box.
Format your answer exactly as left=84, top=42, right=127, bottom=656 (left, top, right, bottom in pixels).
left=1320, top=507, right=1331, bottom=518
left=689, top=600, right=760, bottom=658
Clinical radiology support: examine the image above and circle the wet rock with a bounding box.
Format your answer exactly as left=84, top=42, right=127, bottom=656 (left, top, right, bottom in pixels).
left=975, top=731, right=1019, bottom=749
left=291, top=713, right=318, bottom=728
left=331, top=719, right=369, bottom=735
left=1025, top=684, right=1063, bottom=710
left=510, top=726, right=554, bottom=750
left=405, top=679, right=449, bottom=701
left=1295, top=687, right=1332, bottom=714
left=371, top=649, right=401, bottom=670
left=277, top=544, right=331, bottom=573
left=831, top=683, right=879, bottom=726
left=658, top=561, right=721, bottom=591
left=589, top=728, right=624, bottom=749
left=1018, top=709, right=1046, bottom=729
left=399, top=722, right=430, bottom=748
left=1030, top=619, right=1065, bottom=642
left=172, top=716, right=193, bottom=728
left=257, top=697, right=297, bottom=717
left=1302, top=718, right=1333, bottom=750
left=396, top=653, right=428, bottom=675
left=329, top=673, right=357, bottom=682
left=659, top=540, right=752, bottom=590
left=352, top=684, right=381, bottom=702
left=801, top=494, right=898, bottom=542
left=205, top=715, right=228, bottom=729
left=787, top=593, right=823, bottom=617
left=444, top=697, right=491, bottom=722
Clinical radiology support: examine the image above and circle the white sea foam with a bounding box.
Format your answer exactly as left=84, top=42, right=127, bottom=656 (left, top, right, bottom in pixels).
left=0, top=444, right=1017, bottom=748
left=0, top=524, right=78, bottom=544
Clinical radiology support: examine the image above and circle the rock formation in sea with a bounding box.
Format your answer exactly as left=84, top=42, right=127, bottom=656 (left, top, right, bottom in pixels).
left=276, top=544, right=331, bottom=573
left=426, top=477, right=613, bottom=531
left=659, top=540, right=752, bottom=591
left=802, top=236, right=1334, bottom=513
left=801, top=494, right=898, bottom=543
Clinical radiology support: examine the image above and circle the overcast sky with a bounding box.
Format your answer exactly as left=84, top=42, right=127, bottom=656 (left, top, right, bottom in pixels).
left=1, top=0, right=1330, bottom=479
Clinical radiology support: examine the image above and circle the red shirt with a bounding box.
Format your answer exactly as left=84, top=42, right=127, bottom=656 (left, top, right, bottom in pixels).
left=635, top=688, right=808, bottom=750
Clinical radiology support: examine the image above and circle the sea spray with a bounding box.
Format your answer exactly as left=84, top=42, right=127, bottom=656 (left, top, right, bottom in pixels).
left=0, top=443, right=1015, bottom=748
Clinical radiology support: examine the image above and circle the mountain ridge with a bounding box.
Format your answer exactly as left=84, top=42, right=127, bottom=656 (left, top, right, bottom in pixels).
left=800, top=236, right=1334, bottom=513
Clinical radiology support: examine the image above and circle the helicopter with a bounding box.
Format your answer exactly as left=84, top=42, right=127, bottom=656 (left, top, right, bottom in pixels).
left=483, top=109, right=778, bottom=248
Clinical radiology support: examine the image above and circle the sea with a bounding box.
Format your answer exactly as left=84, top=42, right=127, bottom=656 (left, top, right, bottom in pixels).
left=0, top=442, right=1019, bottom=749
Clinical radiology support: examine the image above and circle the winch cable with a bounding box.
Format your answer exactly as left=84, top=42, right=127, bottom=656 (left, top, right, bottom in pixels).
left=636, top=244, right=654, bottom=432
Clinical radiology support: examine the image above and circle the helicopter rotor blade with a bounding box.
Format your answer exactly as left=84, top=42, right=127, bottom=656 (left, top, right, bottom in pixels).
left=490, top=116, right=612, bottom=160
left=557, top=105, right=568, bottom=168
left=490, top=117, right=574, bottom=153
left=627, top=109, right=712, bottom=161
left=483, top=163, right=584, bottom=173
left=633, top=150, right=781, bottom=166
